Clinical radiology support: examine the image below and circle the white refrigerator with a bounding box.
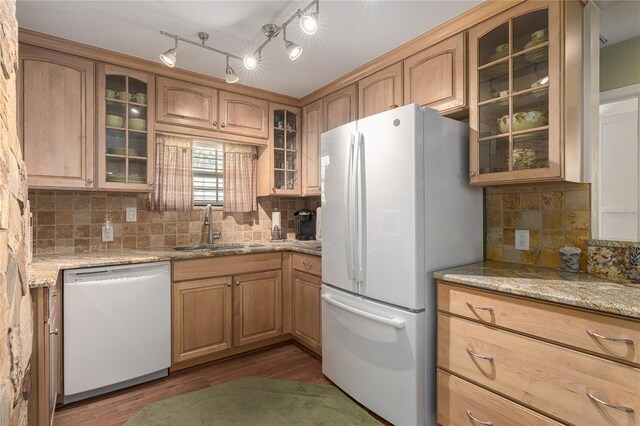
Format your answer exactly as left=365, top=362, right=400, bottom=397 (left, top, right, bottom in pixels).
left=320, top=104, right=483, bottom=426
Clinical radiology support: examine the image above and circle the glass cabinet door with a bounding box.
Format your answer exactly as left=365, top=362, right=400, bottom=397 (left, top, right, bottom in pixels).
left=99, top=65, right=154, bottom=190
left=272, top=106, right=300, bottom=194
left=470, top=1, right=560, bottom=184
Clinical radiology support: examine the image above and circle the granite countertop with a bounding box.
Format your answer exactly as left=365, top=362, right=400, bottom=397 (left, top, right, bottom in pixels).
left=29, top=241, right=321, bottom=289
left=434, top=261, right=640, bottom=320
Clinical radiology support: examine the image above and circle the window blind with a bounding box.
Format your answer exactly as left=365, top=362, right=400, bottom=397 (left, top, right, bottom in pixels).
left=192, top=140, right=224, bottom=206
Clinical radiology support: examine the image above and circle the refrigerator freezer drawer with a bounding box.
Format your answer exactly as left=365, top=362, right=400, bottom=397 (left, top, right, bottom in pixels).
left=321, top=285, right=426, bottom=425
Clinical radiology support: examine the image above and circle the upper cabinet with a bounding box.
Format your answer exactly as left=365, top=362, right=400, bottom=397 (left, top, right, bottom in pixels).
left=468, top=0, right=582, bottom=186
left=18, top=45, right=95, bottom=189
left=97, top=64, right=155, bottom=191
left=323, top=84, right=357, bottom=132
left=156, top=76, right=218, bottom=131
left=218, top=91, right=269, bottom=139
left=302, top=100, right=322, bottom=196
left=403, top=33, right=466, bottom=114
left=358, top=62, right=403, bottom=119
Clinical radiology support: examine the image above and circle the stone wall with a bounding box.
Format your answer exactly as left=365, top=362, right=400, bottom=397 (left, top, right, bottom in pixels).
left=0, top=0, right=33, bottom=424
left=29, top=191, right=320, bottom=254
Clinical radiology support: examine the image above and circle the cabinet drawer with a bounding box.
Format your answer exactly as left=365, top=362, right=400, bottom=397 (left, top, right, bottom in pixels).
left=292, top=253, right=321, bottom=276
left=437, top=370, right=562, bottom=426
left=173, top=253, right=282, bottom=282
left=438, top=313, right=640, bottom=425
left=438, top=282, right=640, bottom=365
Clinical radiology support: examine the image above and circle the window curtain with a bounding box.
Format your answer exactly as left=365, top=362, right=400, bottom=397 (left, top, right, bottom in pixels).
left=151, top=134, right=194, bottom=211
left=223, top=144, right=257, bottom=212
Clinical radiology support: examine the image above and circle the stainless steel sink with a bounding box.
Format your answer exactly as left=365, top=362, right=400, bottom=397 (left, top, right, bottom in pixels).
left=173, top=243, right=263, bottom=252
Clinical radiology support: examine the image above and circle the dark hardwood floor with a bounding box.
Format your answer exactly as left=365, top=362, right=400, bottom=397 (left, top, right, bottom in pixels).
left=54, top=343, right=333, bottom=425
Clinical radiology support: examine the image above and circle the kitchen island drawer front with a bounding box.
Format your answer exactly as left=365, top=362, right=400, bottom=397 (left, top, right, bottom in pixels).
left=438, top=282, right=640, bottom=365
left=437, top=370, right=562, bottom=426
left=292, top=253, right=322, bottom=276
left=438, top=313, right=640, bottom=426
left=173, top=253, right=282, bottom=282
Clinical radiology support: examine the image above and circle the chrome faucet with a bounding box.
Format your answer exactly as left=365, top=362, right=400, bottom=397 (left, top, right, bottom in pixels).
left=203, top=204, right=221, bottom=244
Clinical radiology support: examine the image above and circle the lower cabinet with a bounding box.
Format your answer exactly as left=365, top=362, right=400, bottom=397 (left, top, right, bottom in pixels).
left=29, top=276, right=62, bottom=426
left=291, top=253, right=322, bottom=354
left=291, top=270, right=321, bottom=354
left=170, top=253, right=284, bottom=370
left=172, top=277, right=233, bottom=363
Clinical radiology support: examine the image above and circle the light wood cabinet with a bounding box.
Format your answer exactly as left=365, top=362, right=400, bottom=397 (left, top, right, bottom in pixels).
left=358, top=62, right=403, bottom=119
left=301, top=100, right=322, bottom=196
left=233, top=270, right=282, bottom=347
left=218, top=91, right=269, bottom=139
left=323, top=84, right=357, bottom=132
left=468, top=0, right=584, bottom=185
left=403, top=33, right=466, bottom=114
left=97, top=64, right=155, bottom=191
left=29, top=277, right=62, bottom=426
left=257, top=104, right=301, bottom=196
left=437, top=280, right=640, bottom=426
left=18, top=45, right=95, bottom=190
left=291, top=271, right=321, bottom=354
left=156, top=76, right=218, bottom=131
left=172, top=277, right=233, bottom=363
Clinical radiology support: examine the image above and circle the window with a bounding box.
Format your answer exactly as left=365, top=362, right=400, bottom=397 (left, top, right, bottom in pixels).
left=192, top=140, right=224, bottom=206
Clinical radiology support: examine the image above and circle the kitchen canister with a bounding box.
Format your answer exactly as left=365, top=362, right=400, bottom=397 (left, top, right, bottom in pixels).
left=559, top=244, right=581, bottom=272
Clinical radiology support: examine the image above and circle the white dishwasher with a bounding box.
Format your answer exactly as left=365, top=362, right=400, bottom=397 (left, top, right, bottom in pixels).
left=63, top=261, right=171, bottom=404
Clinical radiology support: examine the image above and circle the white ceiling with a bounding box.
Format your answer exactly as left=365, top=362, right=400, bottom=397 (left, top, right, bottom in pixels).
left=598, top=0, right=640, bottom=46
left=15, top=0, right=481, bottom=98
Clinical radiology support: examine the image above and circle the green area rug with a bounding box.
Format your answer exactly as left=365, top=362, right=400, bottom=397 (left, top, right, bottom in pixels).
left=125, top=377, right=380, bottom=425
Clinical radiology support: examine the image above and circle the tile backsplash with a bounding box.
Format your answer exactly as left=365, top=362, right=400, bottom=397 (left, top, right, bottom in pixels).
left=485, top=182, right=591, bottom=270
left=29, top=191, right=320, bottom=255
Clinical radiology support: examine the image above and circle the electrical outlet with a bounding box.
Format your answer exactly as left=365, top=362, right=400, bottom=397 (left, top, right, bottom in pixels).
left=515, top=229, right=529, bottom=251
left=126, top=207, right=137, bottom=222
left=102, top=224, right=114, bottom=242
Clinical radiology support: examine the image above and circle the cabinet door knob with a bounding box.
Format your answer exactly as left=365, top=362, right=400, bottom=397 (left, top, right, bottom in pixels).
left=213, top=121, right=218, bottom=126
left=148, top=180, right=154, bottom=186
left=469, top=171, right=477, bottom=178
left=50, top=328, right=59, bottom=335
left=85, top=179, right=93, bottom=186
left=234, top=281, right=240, bottom=286
left=272, top=187, right=276, bottom=193
left=227, top=282, right=232, bottom=287
left=221, top=122, right=226, bottom=128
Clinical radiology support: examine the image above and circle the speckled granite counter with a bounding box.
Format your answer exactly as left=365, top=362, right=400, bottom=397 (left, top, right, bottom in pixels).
left=434, top=261, right=640, bottom=320
left=29, top=241, right=321, bottom=289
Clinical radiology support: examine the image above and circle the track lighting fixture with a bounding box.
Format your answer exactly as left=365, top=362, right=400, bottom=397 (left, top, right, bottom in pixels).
left=283, top=27, right=302, bottom=61
left=225, top=55, right=239, bottom=84
left=159, top=38, right=177, bottom=67
left=158, top=0, right=319, bottom=81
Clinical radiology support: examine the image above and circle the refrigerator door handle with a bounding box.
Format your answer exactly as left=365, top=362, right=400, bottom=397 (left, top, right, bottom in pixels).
left=321, top=294, right=406, bottom=329
left=355, top=131, right=366, bottom=287
left=344, top=133, right=356, bottom=281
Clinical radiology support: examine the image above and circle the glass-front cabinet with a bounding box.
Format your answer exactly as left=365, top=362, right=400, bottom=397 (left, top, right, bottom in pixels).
left=469, top=1, right=568, bottom=185
left=97, top=64, right=154, bottom=190
left=269, top=104, right=301, bottom=195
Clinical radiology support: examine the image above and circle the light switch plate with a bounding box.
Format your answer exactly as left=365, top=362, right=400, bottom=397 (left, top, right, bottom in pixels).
left=125, top=207, right=137, bottom=222
left=515, top=229, right=529, bottom=251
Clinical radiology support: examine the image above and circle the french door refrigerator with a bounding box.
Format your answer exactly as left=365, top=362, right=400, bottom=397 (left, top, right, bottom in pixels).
left=321, top=104, right=483, bottom=426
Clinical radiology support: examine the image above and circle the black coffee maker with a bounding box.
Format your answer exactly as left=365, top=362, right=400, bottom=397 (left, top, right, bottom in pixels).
left=294, top=209, right=317, bottom=240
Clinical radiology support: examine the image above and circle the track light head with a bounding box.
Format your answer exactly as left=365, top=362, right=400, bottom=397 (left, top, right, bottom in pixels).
left=225, top=55, right=239, bottom=84
left=300, top=13, right=318, bottom=35
left=159, top=47, right=177, bottom=67
left=243, top=54, right=258, bottom=71
left=285, top=40, right=302, bottom=61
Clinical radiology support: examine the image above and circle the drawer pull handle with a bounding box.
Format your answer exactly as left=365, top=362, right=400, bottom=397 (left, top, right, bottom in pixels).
left=302, top=261, right=313, bottom=270
left=587, top=329, right=634, bottom=345
left=466, top=410, right=493, bottom=425
left=466, top=302, right=493, bottom=312
left=587, top=392, right=634, bottom=413
left=466, top=348, right=494, bottom=361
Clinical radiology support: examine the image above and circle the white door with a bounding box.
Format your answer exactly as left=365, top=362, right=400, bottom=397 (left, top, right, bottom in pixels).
left=321, top=121, right=358, bottom=293
left=599, top=96, right=639, bottom=240
left=356, top=105, right=425, bottom=310
left=321, top=285, right=426, bottom=426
